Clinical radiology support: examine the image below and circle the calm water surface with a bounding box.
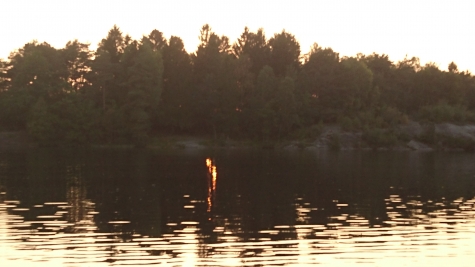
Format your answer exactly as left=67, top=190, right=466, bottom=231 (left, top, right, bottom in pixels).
left=1, top=148, right=475, bottom=266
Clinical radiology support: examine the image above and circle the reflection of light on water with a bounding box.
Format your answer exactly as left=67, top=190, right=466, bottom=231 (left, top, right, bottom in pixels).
left=206, top=158, right=217, bottom=213
left=0, top=170, right=105, bottom=267
left=176, top=222, right=200, bottom=267
left=3, top=180, right=475, bottom=266
left=66, top=166, right=97, bottom=233
left=65, top=166, right=99, bottom=235
left=0, top=200, right=9, bottom=263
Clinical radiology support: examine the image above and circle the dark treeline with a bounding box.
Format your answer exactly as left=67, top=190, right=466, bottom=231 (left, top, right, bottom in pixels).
left=1, top=25, right=475, bottom=147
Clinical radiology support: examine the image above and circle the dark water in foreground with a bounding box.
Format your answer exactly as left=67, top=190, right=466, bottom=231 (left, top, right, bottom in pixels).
left=1, top=148, right=475, bottom=266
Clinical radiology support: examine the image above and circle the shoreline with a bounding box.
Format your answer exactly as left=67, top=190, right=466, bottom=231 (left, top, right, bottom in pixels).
left=2, top=121, right=475, bottom=152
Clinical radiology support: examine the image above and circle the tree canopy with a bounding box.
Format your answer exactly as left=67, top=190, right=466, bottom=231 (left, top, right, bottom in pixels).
left=1, top=25, right=475, bottom=146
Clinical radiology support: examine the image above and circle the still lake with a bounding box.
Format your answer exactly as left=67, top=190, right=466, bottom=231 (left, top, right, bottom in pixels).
left=1, top=148, right=475, bottom=266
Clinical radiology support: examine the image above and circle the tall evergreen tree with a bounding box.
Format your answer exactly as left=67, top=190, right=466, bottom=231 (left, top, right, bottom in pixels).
left=159, top=36, right=194, bottom=132
left=192, top=24, right=239, bottom=137
left=299, top=43, right=340, bottom=123
left=233, top=27, right=270, bottom=77
left=268, top=30, right=301, bottom=77
left=90, top=25, right=127, bottom=110
left=62, top=40, right=92, bottom=93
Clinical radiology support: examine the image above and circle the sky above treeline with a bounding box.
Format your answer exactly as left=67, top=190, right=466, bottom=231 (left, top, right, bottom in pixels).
left=2, top=0, right=474, bottom=72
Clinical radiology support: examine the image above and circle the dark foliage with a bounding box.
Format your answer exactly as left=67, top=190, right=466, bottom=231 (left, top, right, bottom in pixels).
left=1, top=25, right=475, bottom=146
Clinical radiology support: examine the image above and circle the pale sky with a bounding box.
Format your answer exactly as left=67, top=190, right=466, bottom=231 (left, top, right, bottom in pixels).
left=2, top=0, right=475, bottom=72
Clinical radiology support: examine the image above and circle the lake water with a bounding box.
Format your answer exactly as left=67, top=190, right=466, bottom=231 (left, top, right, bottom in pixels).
left=1, top=148, right=475, bottom=266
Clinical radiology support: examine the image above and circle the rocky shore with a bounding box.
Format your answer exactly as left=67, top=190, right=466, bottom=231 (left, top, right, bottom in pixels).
left=2, top=122, right=475, bottom=151
left=284, top=122, right=475, bottom=151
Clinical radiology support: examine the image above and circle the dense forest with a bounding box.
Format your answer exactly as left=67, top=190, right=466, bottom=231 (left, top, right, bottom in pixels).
left=1, top=25, right=475, bottom=147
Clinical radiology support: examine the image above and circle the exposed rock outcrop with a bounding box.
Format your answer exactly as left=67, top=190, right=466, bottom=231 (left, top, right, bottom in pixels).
left=435, top=123, right=475, bottom=141
left=406, top=140, right=433, bottom=151
left=306, top=121, right=475, bottom=151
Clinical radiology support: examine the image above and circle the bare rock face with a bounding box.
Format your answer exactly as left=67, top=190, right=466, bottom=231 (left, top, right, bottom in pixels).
left=310, top=121, right=475, bottom=151
left=406, top=140, right=434, bottom=151
left=397, top=121, right=425, bottom=139
left=175, top=140, right=206, bottom=149
left=435, top=124, right=475, bottom=140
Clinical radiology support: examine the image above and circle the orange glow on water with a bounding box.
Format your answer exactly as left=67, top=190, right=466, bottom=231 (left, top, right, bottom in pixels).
left=206, top=158, right=212, bottom=169
left=206, top=158, right=217, bottom=213
left=212, top=166, right=217, bottom=192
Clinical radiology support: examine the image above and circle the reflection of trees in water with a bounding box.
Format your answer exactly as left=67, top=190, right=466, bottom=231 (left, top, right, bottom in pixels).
left=160, top=156, right=246, bottom=259
left=204, top=158, right=247, bottom=244
left=0, top=185, right=6, bottom=203
left=0, top=159, right=7, bottom=202
left=65, top=164, right=96, bottom=233
left=0, top=160, right=8, bottom=199
left=3, top=150, right=475, bottom=265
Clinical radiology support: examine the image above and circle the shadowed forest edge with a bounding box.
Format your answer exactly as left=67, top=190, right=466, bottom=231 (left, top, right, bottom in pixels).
left=1, top=25, right=475, bottom=150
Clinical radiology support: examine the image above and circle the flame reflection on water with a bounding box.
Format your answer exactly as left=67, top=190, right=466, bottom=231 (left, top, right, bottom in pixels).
left=2, top=151, right=475, bottom=266
left=206, top=158, right=217, bottom=214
